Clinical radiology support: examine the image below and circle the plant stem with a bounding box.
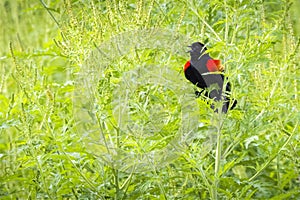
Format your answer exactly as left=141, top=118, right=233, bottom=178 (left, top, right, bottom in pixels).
left=213, top=111, right=224, bottom=200
left=39, top=0, right=60, bottom=28
left=214, top=128, right=222, bottom=199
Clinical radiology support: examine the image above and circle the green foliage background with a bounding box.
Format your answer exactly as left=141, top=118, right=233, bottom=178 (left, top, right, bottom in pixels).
left=0, top=0, right=299, bottom=199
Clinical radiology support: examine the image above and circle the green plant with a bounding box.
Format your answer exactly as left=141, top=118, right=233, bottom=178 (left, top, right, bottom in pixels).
left=0, top=0, right=299, bottom=199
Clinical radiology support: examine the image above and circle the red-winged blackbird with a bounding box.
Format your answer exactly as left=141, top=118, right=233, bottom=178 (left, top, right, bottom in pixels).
left=184, top=42, right=237, bottom=113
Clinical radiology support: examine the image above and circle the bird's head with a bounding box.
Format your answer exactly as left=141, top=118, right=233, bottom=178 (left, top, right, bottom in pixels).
left=188, top=42, right=208, bottom=59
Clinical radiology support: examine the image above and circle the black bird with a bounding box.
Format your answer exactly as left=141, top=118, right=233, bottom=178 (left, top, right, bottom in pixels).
left=184, top=42, right=237, bottom=113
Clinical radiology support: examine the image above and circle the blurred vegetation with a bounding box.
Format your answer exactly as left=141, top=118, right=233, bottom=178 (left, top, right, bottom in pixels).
left=0, top=0, right=299, bottom=199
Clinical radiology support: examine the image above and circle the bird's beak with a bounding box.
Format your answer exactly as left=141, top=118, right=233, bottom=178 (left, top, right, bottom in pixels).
left=186, top=46, right=193, bottom=53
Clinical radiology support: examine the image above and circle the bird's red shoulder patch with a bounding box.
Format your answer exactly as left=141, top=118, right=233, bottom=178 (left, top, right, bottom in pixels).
left=184, top=60, right=191, bottom=71
left=206, top=59, right=224, bottom=72
left=206, top=59, right=220, bottom=72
